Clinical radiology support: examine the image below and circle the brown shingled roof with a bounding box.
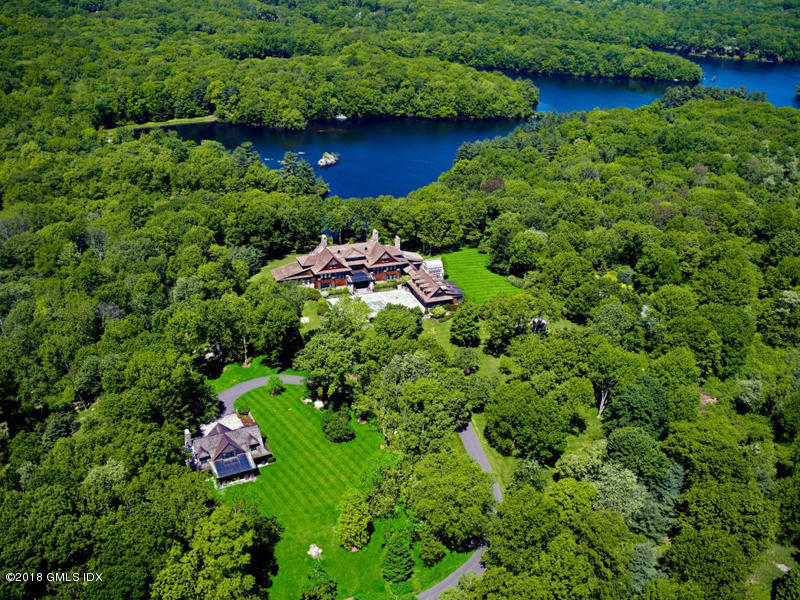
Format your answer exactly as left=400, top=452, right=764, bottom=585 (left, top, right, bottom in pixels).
left=211, top=434, right=245, bottom=461
left=271, top=232, right=423, bottom=283
left=405, top=266, right=463, bottom=305
left=271, top=261, right=311, bottom=281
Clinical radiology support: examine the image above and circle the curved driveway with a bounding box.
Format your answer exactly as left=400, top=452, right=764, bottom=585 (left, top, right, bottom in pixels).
left=417, top=422, right=502, bottom=600
left=217, top=374, right=306, bottom=415
left=215, top=377, right=499, bottom=599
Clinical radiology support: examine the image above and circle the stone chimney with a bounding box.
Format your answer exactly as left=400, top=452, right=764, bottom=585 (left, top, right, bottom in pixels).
left=394, top=235, right=401, bottom=250
left=184, top=428, right=192, bottom=447
left=370, top=229, right=379, bottom=242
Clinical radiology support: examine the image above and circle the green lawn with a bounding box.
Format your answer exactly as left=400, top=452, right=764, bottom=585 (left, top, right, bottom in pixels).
left=422, top=318, right=501, bottom=379
left=471, top=413, right=517, bottom=492
left=563, top=406, right=605, bottom=456
left=301, top=299, right=323, bottom=334
left=217, top=383, right=469, bottom=599
left=209, top=356, right=304, bottom=394
left=746, top=543, right=798, bottom=600
left=112, top=114, right=218, bottom=131
left=250, top=253, right=301, bottom=285
left=441, top=248, right=521, bottom=304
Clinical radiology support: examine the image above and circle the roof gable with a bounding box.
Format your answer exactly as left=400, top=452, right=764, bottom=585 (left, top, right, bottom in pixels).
left=207, top=423, right=231, bottom=436
left=212, top=434, right=245, bottom=460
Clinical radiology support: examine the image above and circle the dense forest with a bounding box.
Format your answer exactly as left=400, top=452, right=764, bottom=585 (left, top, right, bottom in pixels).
left=2, top=86, right=800, bottom=598
left=4, top=0, right=798, bottom=132
left=2, top=0, right=800, bottom=598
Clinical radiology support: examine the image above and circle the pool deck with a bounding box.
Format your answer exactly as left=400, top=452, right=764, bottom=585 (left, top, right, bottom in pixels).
left=327, top=288, right=424, bottom=315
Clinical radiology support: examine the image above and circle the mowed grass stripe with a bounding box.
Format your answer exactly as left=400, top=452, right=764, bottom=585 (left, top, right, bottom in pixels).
left=220, top=384, right=389, bottom=599
left=260, top=410, right=342, bottom=503
left=441, top=248, right=522, bottom=304
left=267, top=403, right=358, bottom=493
left=235, top=391, right=330, bottom=508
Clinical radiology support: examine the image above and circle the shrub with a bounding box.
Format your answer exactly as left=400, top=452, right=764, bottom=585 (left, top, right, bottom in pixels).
left=382, top=530, right=414, bottom=583
left=451, top=346, right=480, bottom=375
left=510, top=458, right=547, bottom=492
left=301, top=580, right=337, bottom=600
left=430, top=305, right=446, bottom=319
left=236, top=403, right=250, bottom=416
left=497, top=355, right=517, bottom=375
left=299, top=286, right=322, bottom=302
left=418, top=527, right=446, bottom=567
left=616, top=266, right=634, bottom=285
left=326, top=287, right=350, bottom=296
left=374, top=280, right=399, bottom=291
left=322, top=409, right=355, bottom=443
left=302, top=564, right=338, bottom=600
left=264, top=375, right=285, bottom=396
left=554, top=439, right=606, bottom=480
left=316, top=300, right=329, bottom=316
left=507, top=274, right=528, bottom=289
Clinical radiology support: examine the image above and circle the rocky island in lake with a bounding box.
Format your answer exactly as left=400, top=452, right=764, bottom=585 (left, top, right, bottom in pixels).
left=318, top=151, right=339, bottom=167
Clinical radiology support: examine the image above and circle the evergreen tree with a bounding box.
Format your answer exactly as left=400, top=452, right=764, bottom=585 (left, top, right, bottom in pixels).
left=773, top=568, right=800, bottom=600
left=382, top=530, right=414, bottom=583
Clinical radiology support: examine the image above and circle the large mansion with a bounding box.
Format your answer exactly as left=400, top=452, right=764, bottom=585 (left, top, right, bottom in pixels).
left=271, top=230, right=463, bottom=308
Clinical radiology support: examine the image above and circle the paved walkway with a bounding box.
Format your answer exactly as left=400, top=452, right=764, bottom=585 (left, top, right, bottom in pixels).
left=216, top=374, right=306, bottom=415
left=417, top=422, right=502, bottom=600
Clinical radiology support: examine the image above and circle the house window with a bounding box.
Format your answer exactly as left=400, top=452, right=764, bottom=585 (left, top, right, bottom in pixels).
left=320, top=282, right=330, bottom=289
left=387, top=273, right=396, bottom=280
left=222, top=450, right=236, bottom=459
left=200, top=456, right=208, bottom=464
left=250, top=444, right=259, bottom=451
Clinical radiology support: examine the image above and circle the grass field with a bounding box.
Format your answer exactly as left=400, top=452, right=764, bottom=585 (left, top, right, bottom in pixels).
left=422, top=318, right=501, bottom=379
left=441, top=248, right=521, bottom=304
left=301, top=300, right=322, bottom=334
left=746, top=543, right=798, bottom=599
left=471, top=413, right=518, bottom=492
left=112, top=114, right=218, bottom=131
left=250, top=253, right=301, bottom=285
left=563, top=406, right=605, bottom=456
left=216, top=382, right=469, bottom=599
left=209, top=356, right=305, bottom=394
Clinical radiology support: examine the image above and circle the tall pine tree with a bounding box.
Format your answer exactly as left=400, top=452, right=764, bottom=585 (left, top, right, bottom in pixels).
left=381, top=530, right=414, bottom=583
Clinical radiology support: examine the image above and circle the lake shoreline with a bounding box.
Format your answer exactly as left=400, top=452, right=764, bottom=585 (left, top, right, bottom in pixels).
left=152, top=56, right=799, bottom=198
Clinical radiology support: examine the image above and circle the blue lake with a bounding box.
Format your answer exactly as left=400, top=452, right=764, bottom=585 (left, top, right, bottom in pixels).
left=169, top=56, right=800, bottom=198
